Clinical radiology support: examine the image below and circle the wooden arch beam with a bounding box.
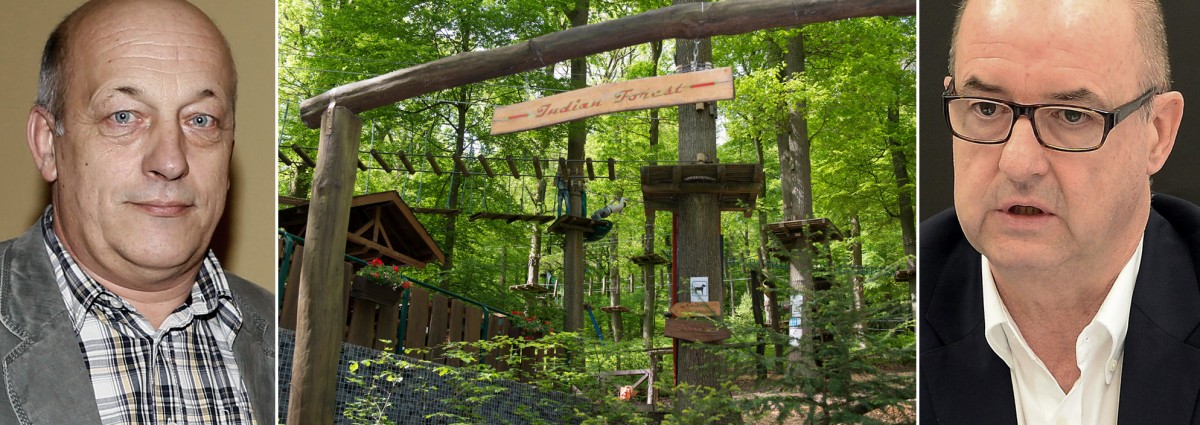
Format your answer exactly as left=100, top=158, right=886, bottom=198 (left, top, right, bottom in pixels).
left=298, top=0, right=914, bottom=128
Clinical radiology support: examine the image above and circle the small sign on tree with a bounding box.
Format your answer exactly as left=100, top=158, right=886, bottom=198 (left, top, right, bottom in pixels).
left=664, top=318, right=731, bottom=343
left=690, top=276, right=709, bottom=302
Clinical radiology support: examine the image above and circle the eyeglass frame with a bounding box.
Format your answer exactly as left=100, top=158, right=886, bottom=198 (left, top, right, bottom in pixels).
left=941, top=77, right=1158, bottom=152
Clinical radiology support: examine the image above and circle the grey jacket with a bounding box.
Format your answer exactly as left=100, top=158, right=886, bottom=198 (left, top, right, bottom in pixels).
left=0, top=224, right=276, bottom=424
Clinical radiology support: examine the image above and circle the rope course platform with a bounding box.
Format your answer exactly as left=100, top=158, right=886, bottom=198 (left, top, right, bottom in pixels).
left=547, top=215, right=611, bottom=235
left=766, top=218, right=845, bottom=249
left=509, top=283, right=552, bottom=294
left=599, top=305, right=631, bottom=314
left=468, top=212, right=555, bottom=224
left=640, top=163, right=763, bottom=218
left=629, top=253, right=670, bottom=266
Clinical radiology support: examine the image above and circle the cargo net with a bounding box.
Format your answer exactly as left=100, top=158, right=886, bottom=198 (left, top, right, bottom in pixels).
left=278, top=329, right=584, bottom=424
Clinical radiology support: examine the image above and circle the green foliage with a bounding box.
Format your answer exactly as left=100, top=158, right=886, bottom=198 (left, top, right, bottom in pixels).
left=286, top=5, right=915, bottom=423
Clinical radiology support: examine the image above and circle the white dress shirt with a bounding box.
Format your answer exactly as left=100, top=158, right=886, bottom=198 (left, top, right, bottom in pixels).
left=982, top=238, right=1143, bottom=425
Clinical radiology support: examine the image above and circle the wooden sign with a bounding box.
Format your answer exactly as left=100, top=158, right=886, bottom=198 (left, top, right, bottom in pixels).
left=669, top=301, right=721, bottom=318
left=491, top=67, right=734, bottom=135
left=664, top=318, right=731, bottom=343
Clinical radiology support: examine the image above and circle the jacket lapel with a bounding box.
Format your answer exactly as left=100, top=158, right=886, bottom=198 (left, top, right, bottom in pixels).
left=0, top=225, right=101, bottom=424
left=921, top=230, right=1018, bottom=424
left=1118, top=212, right=1200, bottom=423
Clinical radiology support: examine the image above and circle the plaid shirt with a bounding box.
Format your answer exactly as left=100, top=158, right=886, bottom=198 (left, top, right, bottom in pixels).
left=40, top=209, right=256, bottom=424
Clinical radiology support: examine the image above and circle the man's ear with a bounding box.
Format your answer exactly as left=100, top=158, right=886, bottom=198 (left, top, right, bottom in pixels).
left=26, top=106, right=59, bottom=183
left=1146, top=91, right=1184, bottom=175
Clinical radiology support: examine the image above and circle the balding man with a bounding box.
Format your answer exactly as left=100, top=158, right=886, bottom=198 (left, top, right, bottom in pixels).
left=919, top=0, right=1192, bottom=424
left=3, top=0, right=274, bottom=423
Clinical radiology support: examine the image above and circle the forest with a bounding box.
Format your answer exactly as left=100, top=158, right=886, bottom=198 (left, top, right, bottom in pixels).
left=277, top=0, right=915, bottom=423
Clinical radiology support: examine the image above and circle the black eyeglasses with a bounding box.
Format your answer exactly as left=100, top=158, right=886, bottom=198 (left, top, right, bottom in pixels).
left=942, top=78, right=1157, bottom=152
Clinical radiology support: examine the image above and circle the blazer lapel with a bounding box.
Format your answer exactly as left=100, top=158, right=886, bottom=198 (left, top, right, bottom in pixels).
left=0, top=225, right=101, bottom=424
left=1118, top=212, right=1200, bottom=423
left=921, top=228, right=1017, bottom=424
left=3, top=318, right=102, bottom=424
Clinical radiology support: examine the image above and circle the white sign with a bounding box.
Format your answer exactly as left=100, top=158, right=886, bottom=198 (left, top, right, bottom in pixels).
left=790, top=294, right=804, bottom=317
left=690, top=276, right=709, bottom=302
left=788, top=326, right=804, bottom=346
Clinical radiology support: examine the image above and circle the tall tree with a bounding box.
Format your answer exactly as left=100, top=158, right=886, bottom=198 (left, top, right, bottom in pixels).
left=775, top=29, right=816, bottom=362
left=562, top=0, right=590, bottom=336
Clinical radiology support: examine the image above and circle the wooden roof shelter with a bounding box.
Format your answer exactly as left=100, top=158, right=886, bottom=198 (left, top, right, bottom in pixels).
left=279, top=191, right=445, bottom=268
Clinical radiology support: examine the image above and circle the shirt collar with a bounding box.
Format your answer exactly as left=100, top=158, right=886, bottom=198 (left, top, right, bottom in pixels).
left=38, top=206, right=236, bottom=331
left=982, top=236, right=1143, bottom=384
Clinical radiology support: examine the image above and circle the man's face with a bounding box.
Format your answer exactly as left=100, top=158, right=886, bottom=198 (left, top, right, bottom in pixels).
left=951, top=0, right=1169, bottom=273
left=33, top=0, right=235, bottom=288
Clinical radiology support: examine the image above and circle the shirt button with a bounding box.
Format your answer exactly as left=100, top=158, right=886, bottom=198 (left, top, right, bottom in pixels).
left=1109, top=360, right=1118, bottom=372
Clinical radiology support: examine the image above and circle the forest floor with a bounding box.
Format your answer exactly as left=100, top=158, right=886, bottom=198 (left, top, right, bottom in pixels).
left=731, top=363, right=914, bottom=424
left=633, top=363, right=914, bottom=424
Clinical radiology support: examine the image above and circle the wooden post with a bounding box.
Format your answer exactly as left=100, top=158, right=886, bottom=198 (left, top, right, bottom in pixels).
left=286, top=106, right=362, bottom=425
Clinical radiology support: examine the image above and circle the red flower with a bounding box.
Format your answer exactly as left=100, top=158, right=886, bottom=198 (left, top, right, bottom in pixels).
left=526, top=317, right=534, bottom=323
left=392, top=265, right=399, bottom=272
left=369, top=258, right=383, bottom=266
left=401, top=281, right=413, bottom=289
left=544, top=321, right=551, bottom=325
left=371, top=272, right=378, bottom=277
left=511, top=310, right=521, bottom=316
left=524, top=336, right=534, bottom=341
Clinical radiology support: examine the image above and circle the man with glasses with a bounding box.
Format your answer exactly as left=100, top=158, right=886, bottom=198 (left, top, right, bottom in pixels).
left=919, top=0, right=1191, bottom=424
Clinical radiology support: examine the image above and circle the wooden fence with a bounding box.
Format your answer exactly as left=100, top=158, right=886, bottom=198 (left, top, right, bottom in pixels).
left=279, top=242, right=557, bottom=372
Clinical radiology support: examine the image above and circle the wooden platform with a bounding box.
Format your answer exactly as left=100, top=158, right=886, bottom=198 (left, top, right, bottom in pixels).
left=766, top=218, right=844, bottom=249
left=630, top=253, right=670, bottom=266
left=599, top=305, right=631, bottom=313
left=640, top=163, right=763, bottom=217
left=509, top=283, right=551, bottom=294
left=547, top=215, right=610, bottom=235
left=894, top=268, right=915, bottom=282
left=469, top=212, right=555, bottom=224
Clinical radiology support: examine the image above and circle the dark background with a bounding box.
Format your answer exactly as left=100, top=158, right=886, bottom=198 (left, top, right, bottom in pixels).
left=918, top=0, right=1200, bottom=221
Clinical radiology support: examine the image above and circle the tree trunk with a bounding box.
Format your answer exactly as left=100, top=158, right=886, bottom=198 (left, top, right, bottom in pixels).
left=562, top=0, right=589, bottom=337
left=609, top=232, right=623, bottom=342
left=752, top=134, right=786, bottom=361
left=439, top=96, right=471, bottom=284
left=851, top=215, right=865, bottom=345
left=642, top=39, right=663, bottom=351
left=747, top=269, right=768, bottom=379
left=527, top=179, right=547, bottom=287
left=673, top=3, right=734, bottom=421
left=775, top=29, right=815, bottom=362
left=887, top=103, right=917, bottom=318
left=289, top=165, right=311, bottom=199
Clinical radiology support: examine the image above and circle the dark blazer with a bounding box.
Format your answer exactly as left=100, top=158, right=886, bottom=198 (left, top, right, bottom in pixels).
left=919, top=193, right=1200, bottom=424
left=0, top=223, right=277, bottom=424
